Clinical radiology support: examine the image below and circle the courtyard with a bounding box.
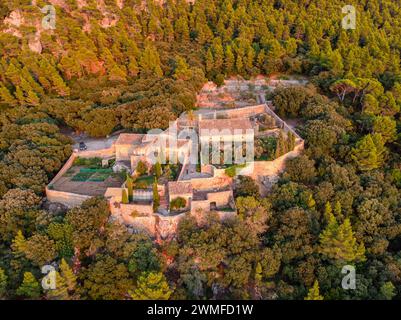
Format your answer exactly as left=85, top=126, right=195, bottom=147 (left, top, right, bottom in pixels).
left=49, top=158, right=125, bottom=197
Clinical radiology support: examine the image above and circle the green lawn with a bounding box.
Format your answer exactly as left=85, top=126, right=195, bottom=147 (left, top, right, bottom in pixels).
left=134, top=175, right=154, bottom=189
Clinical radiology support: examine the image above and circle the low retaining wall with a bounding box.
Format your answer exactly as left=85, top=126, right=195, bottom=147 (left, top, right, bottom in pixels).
left=244, top=140, right=305, bottom=180
left=45, top=188, right=92, bottom=208
left=48, top=153, right=77, bottom=186
left=200, top=104, right=267, bottom=120
left=123, top=215, right=157, bottom=236
left=207, top=190, right=232, bottom=206
left=46, top=147, right=117, bottom=208
left=190, top=175, right=231, bottom=191
left=76, top=146, right=115, bottom=159
left=191, top=200, right=210, bottom=214
left=264, top=102, right=302, bottom=139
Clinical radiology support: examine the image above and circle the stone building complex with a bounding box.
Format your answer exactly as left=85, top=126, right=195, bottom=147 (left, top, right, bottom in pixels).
left=46, top=101, right=304, bottom=240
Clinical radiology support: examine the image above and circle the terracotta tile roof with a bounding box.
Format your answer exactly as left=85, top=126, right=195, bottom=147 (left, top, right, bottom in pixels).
left=199, top=118, right=253, bottom=134
left=115, top=134, right=144, bottom=145
left=168, top=181, right=193, bottom=195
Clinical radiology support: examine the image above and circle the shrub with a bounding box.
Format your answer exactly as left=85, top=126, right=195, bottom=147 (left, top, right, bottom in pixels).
left=225, top=164, right=246, bottom=177
left=170, top=197, right=187, bottom=210
left=235, top=176, right=259, bottom=197
left=136, top=160, right=148, bottom=176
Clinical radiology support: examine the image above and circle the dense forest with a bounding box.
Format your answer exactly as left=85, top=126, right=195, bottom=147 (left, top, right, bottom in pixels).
left=1, top=0, right=401, bottom=300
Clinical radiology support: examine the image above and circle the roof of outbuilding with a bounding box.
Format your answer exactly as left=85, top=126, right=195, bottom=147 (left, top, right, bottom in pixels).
left=168, top=181, right=193, bottom=195
left=115, top=134, right=145, bottom=145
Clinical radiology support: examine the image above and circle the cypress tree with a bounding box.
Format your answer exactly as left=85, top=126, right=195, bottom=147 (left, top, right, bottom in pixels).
left=126, top=176, right=134, bottom=202
left=153, top=161, right=162, bottom=179
left=122, top=189, right=129, bottom=204
left=153, top=179, right=160, bottom=212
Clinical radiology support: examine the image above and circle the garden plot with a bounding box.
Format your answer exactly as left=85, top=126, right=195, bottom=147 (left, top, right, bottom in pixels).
left=51, top=164, right=124, bottom=197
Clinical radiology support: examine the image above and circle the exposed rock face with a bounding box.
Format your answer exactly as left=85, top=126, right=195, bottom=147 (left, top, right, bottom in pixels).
left=101, top=15, right=119, bottom=28
left=3, top=9, right=24, bottom=27
left=76, top=0, right=88, bottom=8
left=116, top=0, right=125, bottom=9
left=28, top=32, right=43, bottom=54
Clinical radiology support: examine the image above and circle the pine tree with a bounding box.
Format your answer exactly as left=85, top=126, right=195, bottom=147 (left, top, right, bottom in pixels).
left=139, top=43, right=163, bottom=77
left=351, top=134, right=385, bottom=171
left=380, top=282, right=396, bottom=300
left=205, top=48, right=214, bottom=75
left=0, top=267, right=7, bottom=298
left=334, top=201, right=342, bottom=219
left=128, top=56, right=139, bottom=77
left=46, top=272, right=69, bottom=300
left=319, top=214, right=366, bottom=263
left=108, top=65, right=127, bottom=83
left=212, top=38, right=224, bottom=72
left=245, top=45, right=255, bottom=75
left=173, top=57, right=191, bottom=81
left=60, top=259, right=77, bottom=292
left=305, top=280, right=324, bottom=300
left=225, top=45, right=235, bottom=75
left=15, top=86, right=25, bottom=105
left=12, top=230, right=27, bottom=256
left=0, top=84, right=17, bottom=105
left=307, top=194, right=316, bottom=208
left=17, top=272, right=41, bottom=299
left=324, top=202, right=332, bottom=222
left=130, top=272, right=172, bottom=300
left=235, top=48, right=244, bottom=74
left=372, top=116, right=397, bottom=143
left=255, top=262, right=263, bottom=284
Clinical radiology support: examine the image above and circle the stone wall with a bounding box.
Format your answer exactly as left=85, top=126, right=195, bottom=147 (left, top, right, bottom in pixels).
left=201, top=165, right=214, bottom=176
left=45, top=189, right=92, bottom=208
left=155, top=213, right=185, bottom=240
left=264, top=102, right=302, bottom=139
left=244, top=140, right=305, bottom=181
left=116, top=144, right=135, bottom=161
left=191, top=200, right=210, bottom=214
left=48, top=153, right=77, bottom=185
left=76, top=146, right=115, bottom=159
left=207, top=190, right=232, bottom=207
left=123, top=215, right=157, bottom=236
left=200, top=104, right=267, bottom=120
left=46, top=152, right=92, bottom=208
left=190, top=175, right=232, bottom=191
left=46, top=148, right=116, bottom=208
